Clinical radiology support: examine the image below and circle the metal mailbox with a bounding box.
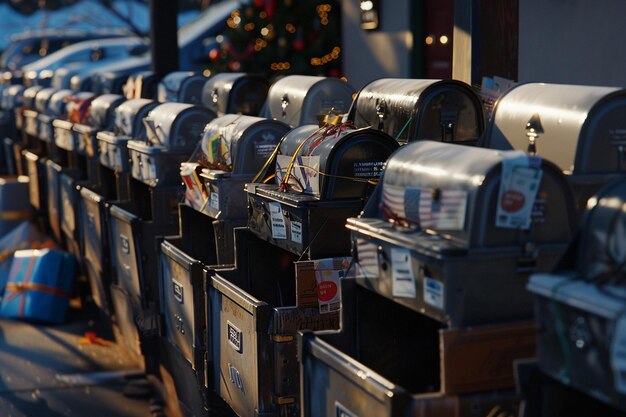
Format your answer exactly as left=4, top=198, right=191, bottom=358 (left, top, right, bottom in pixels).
left=60, top=171, right=83, bottom=258
left=481, top=82, right=626, bottom=213
left=180, top=114, right=291, bottom=263
left=23, top=87, right=58, bottom=139
left=264, top=75, right=355, bottom=127
left=246, top=124, right=398, bottom=258
left=53, top=92, right=95, bottom=152
left=207, top=228, right=340, bottom=417
left=299, top=280, right=522, bottom=417
left=201, top=72, right=269, bottom=116
left=528, top=177, right=626, bottom=412
left=157, top=71, right=206, bottom=104
left=97, top=98, right=159, bottom=173
left=38, top=89, right=73, bottom=147
left=349, top=78, right=485, bottom=144
left=23, top=150, right=46, bottom=213
left=73, top=94, right=125, bottom=155
left=20, top=86, right=44, bottom=139
left=348, top=140, right=577, bottom=326
left=127, top=103, right=215, bottom=187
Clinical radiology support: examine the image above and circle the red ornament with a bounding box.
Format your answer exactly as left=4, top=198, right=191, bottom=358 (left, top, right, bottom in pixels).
left=265, top=0, right=276, bottom=19
left=253, top=0, right=263, bottom=8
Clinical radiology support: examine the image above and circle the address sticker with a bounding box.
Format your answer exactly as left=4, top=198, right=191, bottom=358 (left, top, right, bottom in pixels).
left=291, top=220, right=302, bottom=244
left=269, top=202, right=287, bottom=239
left=391, top=248, right=416, bottom=298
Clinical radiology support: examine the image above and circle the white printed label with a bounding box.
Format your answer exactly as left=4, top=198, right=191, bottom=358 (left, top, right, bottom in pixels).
left=391, top=248, right=416, bottom=298
left=291, top=221, right=302, bottom=244
left=210, top=192, right=219, bottom=210
left=611, top=314, right=626, bottom=393
left=356, top=239, right=379, bottom=279
left=269, top=202, right=287, bottom=239
left=423, top=276, right=444, bottom=310
left=496, top=153, right=543, bottom=229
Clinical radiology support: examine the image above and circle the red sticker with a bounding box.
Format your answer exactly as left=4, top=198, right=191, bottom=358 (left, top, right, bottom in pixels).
left=317, top=281, right=338, bottom=302
left=501, top=190, right=525, bottom=213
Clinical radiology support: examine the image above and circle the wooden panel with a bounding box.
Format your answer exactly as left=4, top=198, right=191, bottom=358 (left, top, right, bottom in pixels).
left=440, top=320, right=537, bottom=395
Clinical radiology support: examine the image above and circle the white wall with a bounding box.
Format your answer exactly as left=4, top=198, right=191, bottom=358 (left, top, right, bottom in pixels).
left=340, top=0, right=412, bottom=90
left=519, top=0, right=626, bottom=87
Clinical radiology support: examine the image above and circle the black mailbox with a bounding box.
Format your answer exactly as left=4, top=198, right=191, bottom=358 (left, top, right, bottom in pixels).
left=201, top=72, right=269, bottom=116
left=247, top=123, right=398, bottom=258
left=349, top=78, right=485, bottom=144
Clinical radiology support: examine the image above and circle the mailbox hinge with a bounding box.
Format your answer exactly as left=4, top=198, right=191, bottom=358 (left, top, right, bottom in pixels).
left=273, top=395, right=296, bottom=405
left=271, top=334, right=295, bottom=343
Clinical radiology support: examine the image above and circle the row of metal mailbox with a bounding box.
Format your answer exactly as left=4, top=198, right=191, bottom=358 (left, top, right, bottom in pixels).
left=5, top=70, right=626, bottom=417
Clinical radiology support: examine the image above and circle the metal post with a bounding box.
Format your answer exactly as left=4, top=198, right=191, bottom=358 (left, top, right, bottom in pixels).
left=149, top=0, right=179, bottom=76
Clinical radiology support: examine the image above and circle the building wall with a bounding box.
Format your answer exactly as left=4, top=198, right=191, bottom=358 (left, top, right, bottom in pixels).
left=340, top=0, right=412, bottom=89
left=519, top=0, right=626, bottom=86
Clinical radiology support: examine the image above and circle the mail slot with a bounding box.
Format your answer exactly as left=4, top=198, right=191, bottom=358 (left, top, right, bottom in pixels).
left=349, top=78, right=485, bottom=144
left=97, top=98, right=159, bottom=174
left=528, top=177, right=626, bottom=412
left=128, top=103, right=215, bottom=186
left=201, top=72, right=269, bottom=116
left=299, top=279, right=523, bottom=417
left=348, top=140, right=577, bottom=326
left=481, top=82, right=626, bottom=213
left=207, top=228, right=340, bottom=417
left=157, top=71, right=206, bottom=104
left=246, top=124, right=398, bottom=258
left=264, top=75, right=355, bottom=127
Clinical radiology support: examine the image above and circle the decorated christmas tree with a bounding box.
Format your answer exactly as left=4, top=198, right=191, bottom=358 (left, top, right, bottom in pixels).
left=205, top=0, right=342, bottom=78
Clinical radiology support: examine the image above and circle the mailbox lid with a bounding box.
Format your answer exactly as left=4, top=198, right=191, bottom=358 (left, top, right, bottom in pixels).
left=376, top=141, right=576, bottom=247
left=114, top=98, right=159, bottom=138
left=22, top=86, right=43, bottom=109
left=276, top=124, right=398, bottom=200
left=34, top=87, right=59, bottom=113
left=88, top=94, right=125, bottom=130
left=143, top=102, right=216, bottom=149
left=157, top=71, right=206, bottom=104
left=201, top=72, right=269, bottom=116
left=266, top=75, right=355, bottom=127
left=484, top=82, right=626, bottom=174
left=349, top=78, right=485, bottom=144
left=200, top=114, right=290, bottom=175
left=47, top=89, right=74, bottom=117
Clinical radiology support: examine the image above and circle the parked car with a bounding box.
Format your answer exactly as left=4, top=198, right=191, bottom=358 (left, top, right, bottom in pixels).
left=21, top=36, right=149, bottom=86
left=0, top=28, right=134, bottom=71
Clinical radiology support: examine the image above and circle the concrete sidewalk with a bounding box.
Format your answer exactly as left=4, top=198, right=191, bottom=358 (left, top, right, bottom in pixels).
left=0, top=301, right=159, bottom=417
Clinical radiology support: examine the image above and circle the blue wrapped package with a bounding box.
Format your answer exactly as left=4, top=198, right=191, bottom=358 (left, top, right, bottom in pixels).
left=0, top=249, right=76, bottom=323
left=0, top=222, right=57, bottom=295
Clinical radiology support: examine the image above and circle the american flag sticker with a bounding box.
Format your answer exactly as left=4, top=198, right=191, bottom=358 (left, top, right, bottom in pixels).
left=382, top=184, right=467, bottom=230
left=356, top=238, right=379, bottom=279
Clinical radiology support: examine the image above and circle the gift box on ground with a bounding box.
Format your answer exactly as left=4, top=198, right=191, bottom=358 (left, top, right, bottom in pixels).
left=0, top=249, right=76, bottom=324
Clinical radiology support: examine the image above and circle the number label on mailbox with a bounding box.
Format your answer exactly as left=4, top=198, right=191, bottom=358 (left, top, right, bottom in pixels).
left=172, top=279, right=184, bottom=303
left=228, top=363, right=244, bottom=392
left=227, top=321, right=243, bottom=353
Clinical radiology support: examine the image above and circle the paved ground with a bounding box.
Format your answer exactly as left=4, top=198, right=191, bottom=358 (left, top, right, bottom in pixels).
left=0, top=301, right=158, bottom=417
